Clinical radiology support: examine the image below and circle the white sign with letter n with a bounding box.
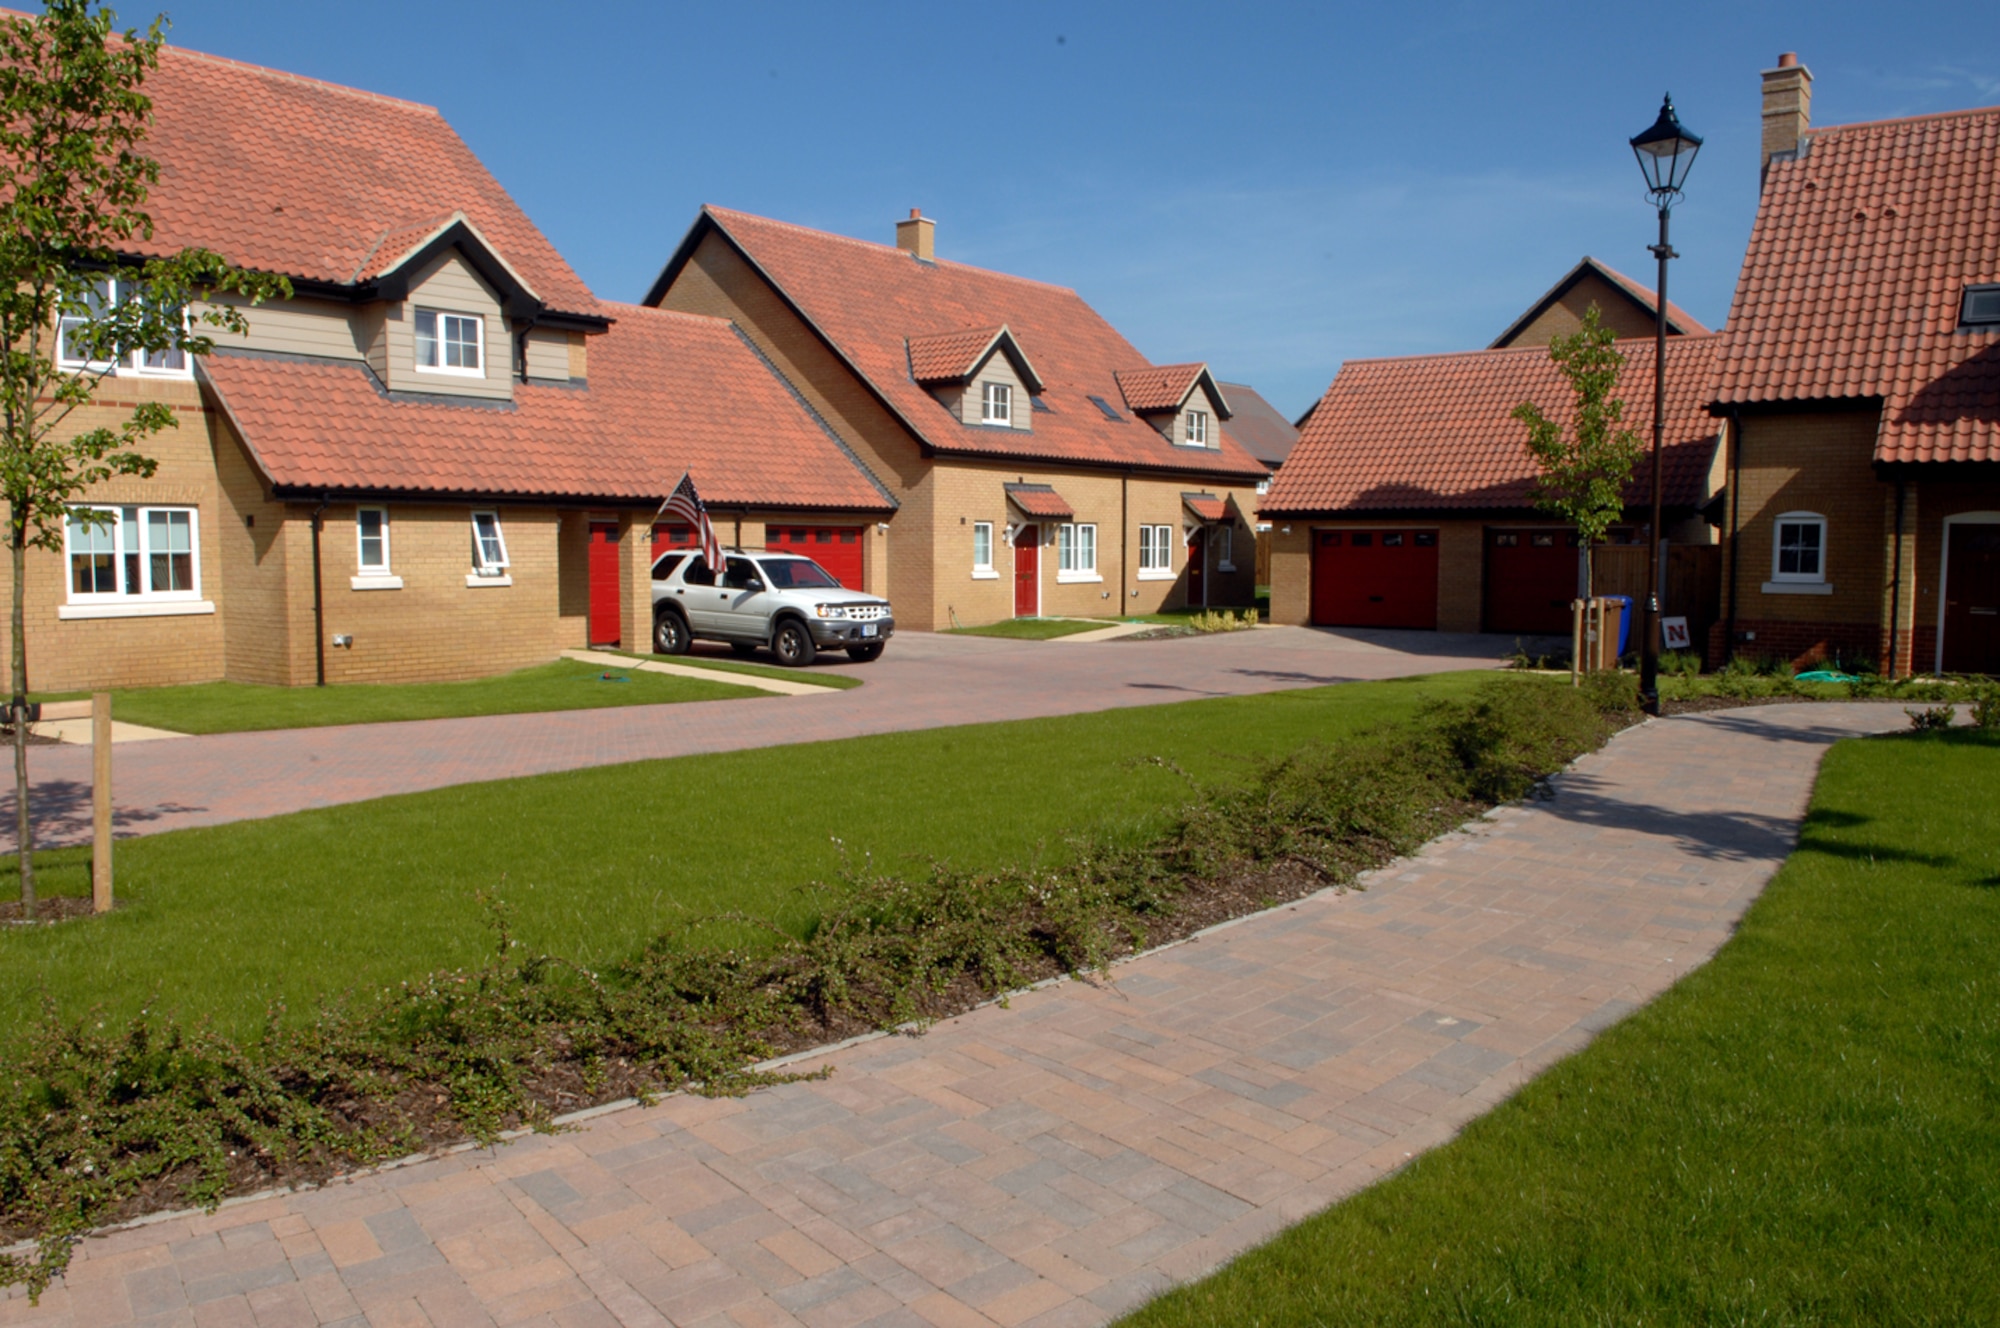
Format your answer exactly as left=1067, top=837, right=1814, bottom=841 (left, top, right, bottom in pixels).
left=1661, top=616, right=1692, bottom=650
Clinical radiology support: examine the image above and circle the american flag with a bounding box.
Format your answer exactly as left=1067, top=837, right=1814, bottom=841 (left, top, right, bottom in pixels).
left=657, top=472, right=724, bottom=575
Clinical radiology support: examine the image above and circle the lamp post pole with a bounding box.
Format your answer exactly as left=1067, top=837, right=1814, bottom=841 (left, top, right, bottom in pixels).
left=1629, top=93, right=1699, bottom=717
left=1641, top=202, right=1673, bottom=715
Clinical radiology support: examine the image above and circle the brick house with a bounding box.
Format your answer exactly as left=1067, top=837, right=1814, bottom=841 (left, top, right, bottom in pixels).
left=1262, top=336, right=1720, bottom=635
left=1708, top=55, right=2000, bottom=675
left=1490, top=256, right=1709, bottom=349
left=5, top=43, right=891, bottom=690
left=644, top=208, right=1269, bottom=627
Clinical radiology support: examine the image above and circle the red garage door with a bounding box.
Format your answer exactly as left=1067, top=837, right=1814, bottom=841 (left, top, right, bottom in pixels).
left=1484, top=529, right=1580, bottom=634
left=1310, top=529, right=1439, bottom=629
left=653, top=522, right=698, bottom=559
left=766, top=526, right=864, bottom=589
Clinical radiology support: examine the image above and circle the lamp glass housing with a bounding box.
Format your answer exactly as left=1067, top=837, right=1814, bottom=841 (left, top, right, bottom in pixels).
left=1631, top=95, right=1702, bottom=196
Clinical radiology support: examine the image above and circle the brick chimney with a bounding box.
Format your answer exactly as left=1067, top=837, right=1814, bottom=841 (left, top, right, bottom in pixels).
left=1761, top=52, right=1812, bottom=182
left=895, top=208, right=935, bottom=261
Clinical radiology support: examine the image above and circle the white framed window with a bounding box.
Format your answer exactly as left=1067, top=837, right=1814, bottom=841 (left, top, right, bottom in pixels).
left=1185, top=410, right=1209, bottom=446
left=64, top=505, right=200, bottom=603
left=357, top=507, right=390, bottom=572
left=470, top=509, right=510, bottom=580
left=415, top=308, right=484, bottom=376
left=1216, top=523, right=1235, bottom=571
left=972, top=521, right=997, bottom=578
left=981, top=381, right=1012, bottom=425
left=1256, top=477, right=1272, bottom=496
left=56, top=277, right=190, bottom=378
left=1138, top=523, right=1175, bottom=579
left=1770, top=512, right=1825, bottom=583
left=1057, top=522, right=1098, bottom=581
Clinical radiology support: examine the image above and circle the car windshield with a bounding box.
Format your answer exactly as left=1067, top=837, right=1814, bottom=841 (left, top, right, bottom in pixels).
left=758, top=557, right=842, bottom=590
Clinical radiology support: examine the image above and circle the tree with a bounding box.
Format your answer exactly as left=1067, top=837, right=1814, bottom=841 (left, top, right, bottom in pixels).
left=0, top=1, right=287, bottom=917
left=1510, top=304, right=1643, bottom=628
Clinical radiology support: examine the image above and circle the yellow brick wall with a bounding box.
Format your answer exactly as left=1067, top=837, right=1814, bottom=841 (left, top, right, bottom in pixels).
left=926, top=463, right=1261, bottom=627
left=0, top=377, right=229, bottom=693
left=313, top=504, right=565, bottom=684
left=212, top=410, right=295, bottom=684
left=1503, top=273, right=1662, bottom=347
left=1722, top=407, right=1884, bottom=627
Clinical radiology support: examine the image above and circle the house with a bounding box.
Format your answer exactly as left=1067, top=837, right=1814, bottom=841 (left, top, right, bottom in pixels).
left=1707, top=55, right=2000, bottom=675
left=7, top=42, right=891, bottom=691
left=1489, top=256, right=1709, bottom=349
left=1215, top=380, right=1301, bottom=583
left=644, top=208, right=1270, bottom=626
left=1262, top=336, right=1721, bottom=635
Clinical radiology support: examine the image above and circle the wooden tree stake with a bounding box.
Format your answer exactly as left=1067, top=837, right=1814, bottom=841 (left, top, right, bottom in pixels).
left=92, top=691, right=111, bottom=913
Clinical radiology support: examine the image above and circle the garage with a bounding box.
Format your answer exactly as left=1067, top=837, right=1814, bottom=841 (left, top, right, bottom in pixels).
left=765, top=525, right=865, bottom=589
left=1483, top=528, right=1580, bottom=634
left=1310, top=528, right=1439, bottom=628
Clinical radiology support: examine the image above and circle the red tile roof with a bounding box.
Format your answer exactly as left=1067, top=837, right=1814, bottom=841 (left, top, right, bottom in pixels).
left=1216, top=381, right=1299, bottom=468
left=654, top=208, right=1266, bottom=480
left=1182, top=493, right=1228, bottom=522
left=199, top=303, right=892, bottom=510
left=1004, top=483, right=1074, bottom=519
left=130, top=43, right=598, bottom=318
left=1712, top=104, right=2000, bottom=463
left=1115, top=363, right=1220, bottom=415
left=1265, top=335, right=1721, bottom=515
left=907, top=326, right=1008, bottom=381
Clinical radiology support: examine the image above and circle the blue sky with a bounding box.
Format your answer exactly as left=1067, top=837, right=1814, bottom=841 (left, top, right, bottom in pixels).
left=153, top=1, right=2000, bottom=417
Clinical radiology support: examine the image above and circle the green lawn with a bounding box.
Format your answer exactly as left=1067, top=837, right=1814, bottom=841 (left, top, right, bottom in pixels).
left=1123, top=726, right=2000, bottom=1326
left=34, top=659, right=765, bottom=734
left=947, top=617, right=1113, bottom=640
left=600, top=646, right=864, bottom=688
left=0, top=671, right=1502, bottom=1039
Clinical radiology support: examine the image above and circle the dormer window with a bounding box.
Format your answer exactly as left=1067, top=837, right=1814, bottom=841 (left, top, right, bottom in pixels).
left=982, top=381, right=1012, bottom=425
left=415, top=308, right=483, bottom=375
left=1963, top=285, right=2000, bottom=328
left=1186, top=409, right=1209, bottom=446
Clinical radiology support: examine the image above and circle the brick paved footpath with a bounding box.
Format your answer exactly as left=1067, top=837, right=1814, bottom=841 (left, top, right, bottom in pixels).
left=1, top=626, right=1522, bottom=851
left=1, top=702, right=1908, bottom=1327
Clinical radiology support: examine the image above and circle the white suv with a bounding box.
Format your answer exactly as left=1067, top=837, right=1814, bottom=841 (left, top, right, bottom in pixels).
left=649, top=549, right=894, bottom=666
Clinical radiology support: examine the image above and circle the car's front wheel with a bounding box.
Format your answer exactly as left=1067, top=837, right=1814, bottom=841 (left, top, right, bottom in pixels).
left=847, top=642, right=885, bottom=663
left=653, top=608, right=691, bottom=655
left=771, top=619, right=817, bottom=667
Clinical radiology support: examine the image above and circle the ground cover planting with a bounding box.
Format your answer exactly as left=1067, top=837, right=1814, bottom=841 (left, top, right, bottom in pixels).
left=0, top=671, right=1634, bottom=1293
left=1122, top=724, right=2000, bottom=1327
left=33, top=658, right=765, bottom=734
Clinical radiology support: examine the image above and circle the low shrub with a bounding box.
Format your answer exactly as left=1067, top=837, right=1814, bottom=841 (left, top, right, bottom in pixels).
left=1187, top=609, right=1256, bottom=634
left=1907, top=704, right=1957, bottom=732
left=1971, top=688, right=2000, bottom=730
left=0, top=678, right=1635, bottom=1297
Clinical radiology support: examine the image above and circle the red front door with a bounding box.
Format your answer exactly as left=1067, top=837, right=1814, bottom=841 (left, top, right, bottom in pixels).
left=1187, top=529, right=1207, bottom=607
left=1014, top=525, right=1039, bottom=617
left=765, top=525, right=865, bottom=589
left=1943, top=521, right=2000, bottom=673
left=588, top=522, right=621, bottom=646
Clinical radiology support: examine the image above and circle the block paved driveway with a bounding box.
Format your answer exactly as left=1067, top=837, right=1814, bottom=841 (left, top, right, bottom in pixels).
left=3, top=626, right=1527, bottom=851
left=1, top=701, right=1909, bottom=1327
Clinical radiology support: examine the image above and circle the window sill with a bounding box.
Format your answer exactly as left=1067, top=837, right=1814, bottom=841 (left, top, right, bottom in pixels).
left=351, top=575, right=403, bottom=591
left=1137, top=569, right=1176, bottom=582
left=971, top=568, right=999, bottom=580
left=415, top=365, right=487, bottom=380
left=1761, top=580, right=1832, bottom=596
left=59, top=599, right=214, bottom=621
left=1056, top=571, right=1102, bottom=584
left=465, top=573, right=513, bottom=588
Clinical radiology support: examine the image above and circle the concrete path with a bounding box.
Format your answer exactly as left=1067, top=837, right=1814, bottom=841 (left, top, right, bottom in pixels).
left=1, top=626, right=1525, bottom=851
left=0, top=702, right=1908, bottom=1327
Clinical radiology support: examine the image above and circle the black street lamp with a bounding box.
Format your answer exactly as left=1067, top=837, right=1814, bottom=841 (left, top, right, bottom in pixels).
left=1630, top=95, right=1700, bottom=715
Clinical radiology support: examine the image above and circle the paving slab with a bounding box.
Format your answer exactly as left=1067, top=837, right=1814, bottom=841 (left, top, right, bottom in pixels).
left=0, top=701, right=1908, bottom=1325
left=1, top=626, right=1528, bottom=851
